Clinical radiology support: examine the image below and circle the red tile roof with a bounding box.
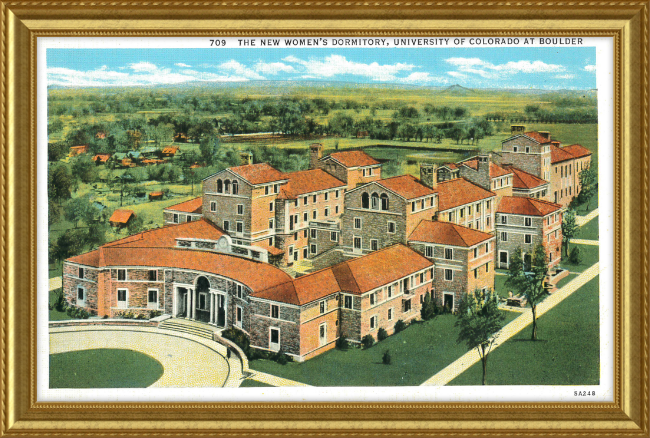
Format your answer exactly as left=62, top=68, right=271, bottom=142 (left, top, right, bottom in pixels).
left=502, top=165, right=549, bottom=189
left=460, top=158, right=512, bottom=178
left=326, top=150, right=380, bottom=168
left=441, top=163, right=459, bottom=170
left=228, top=163, right=287, bottom=185
left=550, top=144, right=575, bottom=164
left=497, top=196, right=562, bottom=217
left=562, top=144, right=592, bottom=159
left=67, top=249, right=101, bottom=267
left=92, top=154, right=111, bottom=162
left=278, top=169, right=346, bottom=199
left=109, top=209, right=135, bottom=224
left=253, top=268, right=340, bottom=306
left=409, top=220, right=494, bottom=247
left=252, top=242, right=284, bottom=256
left=164, top=197, right=203, bottom=214
left=523, top=131, right=552, bottom=144
left=376, top=175, right=436, bottom=200
left=103, top=219, right=224, bottom=249
left=436, top=178, right=496, bottom=212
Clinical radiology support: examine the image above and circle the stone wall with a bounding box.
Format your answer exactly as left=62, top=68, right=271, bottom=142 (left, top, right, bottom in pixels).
left=249, top=299, right=301, bottom=356
left=62, top=262, right=100, bottom=312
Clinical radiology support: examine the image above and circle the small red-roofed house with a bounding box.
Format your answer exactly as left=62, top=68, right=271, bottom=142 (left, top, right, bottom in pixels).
left=408, top=220, right=495, bottom=311
left=92, top=154, right=111, bottom=165
left=310, top=143, right=382, bottom=189
left=496, top=196, right=564, bottom=270
left=108, top=209, right=135, bottom=228
left=148, top=191, right=163, bottom=201
left=68, top=145, right=89, bottom=157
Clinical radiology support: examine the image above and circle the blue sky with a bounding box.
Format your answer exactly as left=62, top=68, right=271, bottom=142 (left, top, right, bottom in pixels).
left=47, top=47, right=597, bottom=89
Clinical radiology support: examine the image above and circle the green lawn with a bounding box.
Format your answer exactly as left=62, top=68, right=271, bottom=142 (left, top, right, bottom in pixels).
left=576, top=216, right=599, bottom=241
left=240, top=379, right=275, bottom=388
left=49, top=349, right=164, bottom=388
left=448, top=275, right=600, bottom=386
left=560, top=243, right=599, bottom=273
left=48, top=288, right=72, bottom=321
left=249, top=312, right=518, bottom=386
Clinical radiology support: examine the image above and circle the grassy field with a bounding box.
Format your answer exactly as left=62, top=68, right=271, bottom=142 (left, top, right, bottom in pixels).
left=560, top=243, right=599, bottom=273
left=48, top=289, right=72, bottom=321
left=448, top=275, right=600, bottom=386
left=240, top=379, right=275, bottom=388
left=493, top=272, right=578, bottom=302
left=576, top=216, right=599, bottom=241
left=249, top=311, right=518, bottom=387
left=49, top=349, right=164, bottom=388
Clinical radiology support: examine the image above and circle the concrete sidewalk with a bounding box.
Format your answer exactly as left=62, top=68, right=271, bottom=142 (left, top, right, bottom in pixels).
left=576, top=208, right=599, bottom=226
left=421, top=262, right=599, bottom=386
left=570, top=238, right=599, bottom=246
left=49, top=277, right=62, bottom=291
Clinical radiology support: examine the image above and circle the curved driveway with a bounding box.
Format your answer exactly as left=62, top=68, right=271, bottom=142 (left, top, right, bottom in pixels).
left=50, top=326, right=240, bottom=388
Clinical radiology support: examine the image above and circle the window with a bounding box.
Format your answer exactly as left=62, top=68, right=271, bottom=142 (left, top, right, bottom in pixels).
left=371, top=193, right=379, bottom=210
left=445, top=248, right=453, bottom=260
left=387, top=285, right=393, bottom=298
left=223, top=220, right=230, bottom=232
left=485, top=243, right=489, bottom=252
left=404, top=299, right=412, bottom=313
left=336, top=190, right=340, bottom=198
left=236, top=222, right=244, bottom=234
left=448, top=212, right=453, bottom=221
left=209, top=201, right=216, bottom=213
left=476, top=220, right=480, bottom=229
left=525, top=234, right=532, bottom=244
left=387, top=221, right=396, bottom=233
left=468, top=206, right=472, bottom=215
left=370, top=293, right=376, bottom=306
left=335, top=205, right=340, bottom=214
left=269, top=219, right=274, bottom=230
left=320, top=301, right=327, bottom=314
left=474, top=268, right=478, bottom=279
left=312, top=210, right=317, bottom=220
left=303, top=212, right=308, bottom=222
left=501, top=232, right=508, bottom=241
left=330, top=231, right=337, bottom=242
left=525, top=217, right=532, bottom=227
left=237, top=204, right=243, bottom=215
left=303, top=229, right=308, bottom=238
left=380, top=194, right=389, bottom=210
left=501, top=215, right=507, bottom=224
left=224, top=180, right=231, bottom=193
left=274, top=184, right=279, bottom=194
left=324, top=207, right=329, bottom=217
left=363, top=169, right=367, bottom=177
left=313, top=194, right=317, bottom=203
left=486, top=263, right=490, bottom=273
left=269, top=202, right=274, bottom=212
left=388, top=308, right=393, bottom=321
left=370, top=316, right=376, bottom=330
left=117, top=289, right=128, bottom=308
left=270, top=328, right=280, bottom=349
left=324, top=192, right=329, bottom=201
left=420, top=272, right=425, bottom=283
left=476, top=203, right=481, bottom=212
left=148, top=270, right=157, bottom=281
left=354, top=218, right=362, bottom=229
left=361, top=192, right=369, bottom=209
left=371, top=239, right=378, bottom=251
left=237, top=285, right=243, bottom=299
left=487, top=200, right=491, bottom=210
left=460, top=208, right=464, bottom=218
left=310, top=229, right=317, bottom=239
left=265, top=186, right=270, bottom=195
left=513, top=146, right=518, bottom=153
left=425, top=245, right=433, bottom=258
left=525, top=146, right=530, bottom=153
left=147, top=289, right=158, bottom=308
left=271, top=305, right=279, bottom=319
left=412, top=201, right=416, bottom=212
left=344, top=296, right=353, bottom=309
left=198, top=293, right=208, bottom=310
left=353, top=237, right=361, bottom=250
left=236, top=306, right=242, bottom=328
left=77, top=287, right=84, bottom=305
left=486, top=217, right=491, bottom=227
left=217, top=179, right=223, bottom=193
left=445, top=269, right=453, bottom=281
left=303, top=196, right=308, bottom=205
left=319, top=323, right=327, bottom=345
left=173, top=213, right=179, bottom=223
left=293, top=233, right=298, bottom=241
left=232, top=180, right=239, bottom=195
left=310, top=244, right=317, bottom=254
left=474, top=248, right=478, bottom=258
left=117, top=269, right=126, bottom=281
left=269, top=237, right=274, bottom=246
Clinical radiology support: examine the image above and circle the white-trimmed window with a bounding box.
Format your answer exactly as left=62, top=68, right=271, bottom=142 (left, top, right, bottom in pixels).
left=403, top=299, right=412, bottom=313
left=501, top=232, right=508, bottom=242
left=319, top=323, right=327, bottom=346
left=320, top=300, right=327, bottom=314
left=237, top=204, right=244, bottom=215
left=474, top=248, right=479, bottom=258
left=312, top=194, right=317, bottom=203
left=330, top=232, right=337, bottom=242
left=117, top=269, right=127, bottom=281
left=310, top=229, right=317, bottom=239
left=335, top=190, right=340, bottom=198
left=269, top=219, right=274, bottom=230
left=77, top=286, right=85, bottom=307
left=147, top=289, right=158, bottom=309
left=324, top=207, right=329, bottom=217
left=312, top=210, right=317, bottom=220
left=236, top=306, right=243, bottom=328
left=444, top=248, right=453, bottom=260
left=210, top=201, right=216, bottom=212
left=303, top=212, right=308, bottom=222
left=335, top=205, right=340, bottom=214
left=265, top=186, right=270, bottom=195
left=223, top=220, right=230, bottom=232
left=236, top=221, right=244, bottom=234
left=274, top=184, right=279, bottom=194
left=148, top=270, right=157, bottom=281
left=270, top=328, right=280, bottom=351
left=354, top=217, right=362, bottom=229
left=425, top=245, right=433, bottom=258
left=525, top=217, right=532, bottom=227
left=324, top=192, right=329, bottom=201
left=237, top=285, right=243, bottom=299
left=117, top=288, right=128, bottom=309
left=444, top=269, right=453, bottom=281
left=269, top=202, right=274, bottom=212
left=501, top=214, right=507, bottom=224
left=370, top=239, right=378, bottom=251
left=173, top=213, right=179, bottom=223
left=525, top=234, right=532, bottom=244
left=387, top=221, right=396, bottom=233
left=387, top=308, right=393, bottom=321
left=370, top=315, right=377, bottom=330
left=78, top=267, right=85, bottom=279
left=270, top=305, right=279, bottom=319
left=310, top=244, right=317, bottom=254
left=370, top=292, right=376, bottom=306
left=344, top=295, right=353, bottom=309
left=387, top=285, right=393, bottom=298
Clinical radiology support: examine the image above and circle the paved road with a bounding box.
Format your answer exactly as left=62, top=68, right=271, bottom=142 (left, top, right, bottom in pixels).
left=576, top=208, right=599, bottom=226
left=50, top=326, right=242, bottom=388
left=421, top=262, right=600, bottom=386
left=570, top=238, right=599, bottom=246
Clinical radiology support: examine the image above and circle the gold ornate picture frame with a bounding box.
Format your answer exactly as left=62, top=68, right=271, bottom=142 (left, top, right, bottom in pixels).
left=1, top=1, right=648, bottom=436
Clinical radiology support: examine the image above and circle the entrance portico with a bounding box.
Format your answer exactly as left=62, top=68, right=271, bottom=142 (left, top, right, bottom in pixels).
left=173, top=278, right=228, bottom=328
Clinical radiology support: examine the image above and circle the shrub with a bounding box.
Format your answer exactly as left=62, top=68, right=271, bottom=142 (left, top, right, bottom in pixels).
left=274, top=352, right=290, bottom=365
left=53, top=289, right=67, bottom=312
left=569, top=246, right=582, bottom=264
left=382, top=350, right=391, bottom=365
left=361, top=334, right=374, bottom=349
left=420, top=293, right=437, bottom=321
left=102, top=314, right=109, bottom=319
left=149, top=310, right=162, bottom=319
left=394, top=320, right=407, bottom=333
left=336, top=337, right=349, bottom=350
left=136, top=313, right=147, bottom=320
left=377, top=328, right=388, bottom=341
left=222, top=327, right=251, bottom=357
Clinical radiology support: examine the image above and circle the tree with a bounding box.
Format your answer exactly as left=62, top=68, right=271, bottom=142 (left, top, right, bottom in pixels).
left=561, top=209, right=578, bottom=257
left=48, top=142, right=68, bottom=162
left=455, top=288, right=505, bottom=385
left=70, top=154, right=97, bottom=184
left=63, top=195, right=95, bottom=228
left=420, top=292, right=437, bottom=320
left=48, top=200, right=60, bottom=227
left=48, top=164, right=73, bottom=204
left=506, top=245, right=550, bottom=341
left=578, top=166, right=597, bottom=211
left=127, top=215, right=144, bottom=235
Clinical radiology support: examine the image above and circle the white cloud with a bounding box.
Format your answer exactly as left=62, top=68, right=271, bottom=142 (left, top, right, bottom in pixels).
left=555, top=74, right=575, bottom=79
left=398, top=72, right=448, bottom=85
left=175, top=62, right=192, bottom=68
left=584, top=64, right=597, bottom=72
left=447, top=71, right=468, bottom=79
left=254, top=61, right=295, bottom=75
left=445, top=57, right=565, bottom=79
left=218, top=60, right=266, bottom=80
left=283, top=54, right=414, bottom=81
left=128, top=61, right=158, bottom=73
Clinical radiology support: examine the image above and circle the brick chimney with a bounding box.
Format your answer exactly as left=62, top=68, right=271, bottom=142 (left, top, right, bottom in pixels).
left=309, top=143, right=323, bottom=170
left=511, top=125, right=525, bottom=134
left=477, top=153, right=491, bottom=188
left=420, top=162, right=438, bottom=189
left=239, top=151, right=253, bottom=166
left=539, top=131, right=551, bottom=140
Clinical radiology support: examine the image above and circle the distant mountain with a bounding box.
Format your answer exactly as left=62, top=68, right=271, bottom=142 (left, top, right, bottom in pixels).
left=439, top=84, right=475, bottom=95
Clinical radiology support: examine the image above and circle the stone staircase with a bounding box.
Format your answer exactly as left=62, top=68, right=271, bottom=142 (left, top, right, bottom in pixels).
left=158, top=318, right=218, bottom=340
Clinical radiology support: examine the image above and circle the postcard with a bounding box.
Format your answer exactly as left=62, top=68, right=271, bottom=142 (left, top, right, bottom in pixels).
left=37, top=36, right=614, bottom=403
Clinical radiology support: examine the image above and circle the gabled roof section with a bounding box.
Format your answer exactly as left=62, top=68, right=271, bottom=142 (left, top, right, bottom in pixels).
left=562, top=144, right=592, bottom=159
left=277, top=169, right=346, bottom=199
left=103, top=219, right=224, bottom=249
left=67, top=249, right=101, bottom=267
left=497, top=196, right=562, bottom=217
left=439, top=163, right=459, bottom=171
left=550, top=144, right=575, bottom=164
left=436, top=178, right=496, bottom=212
left=323, top=150, right=380, bottom=168
left=502, top=165, right=549, bottom=189
left=227, top=163, right=287, bottom=185
left=502, top=131, right=552, bottom=144
left=460, top=158, right=512, bottom=178
left=164, top=197, right=203, bottom=214
left=376, top=175, right=436, bottom=200
left=109, top=209, right=134, bottom=224
left=409, top=220, right=494, bottom=248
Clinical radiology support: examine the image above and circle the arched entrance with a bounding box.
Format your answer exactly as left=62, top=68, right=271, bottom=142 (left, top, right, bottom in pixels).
left=194, top=277, right=211, bottom=323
